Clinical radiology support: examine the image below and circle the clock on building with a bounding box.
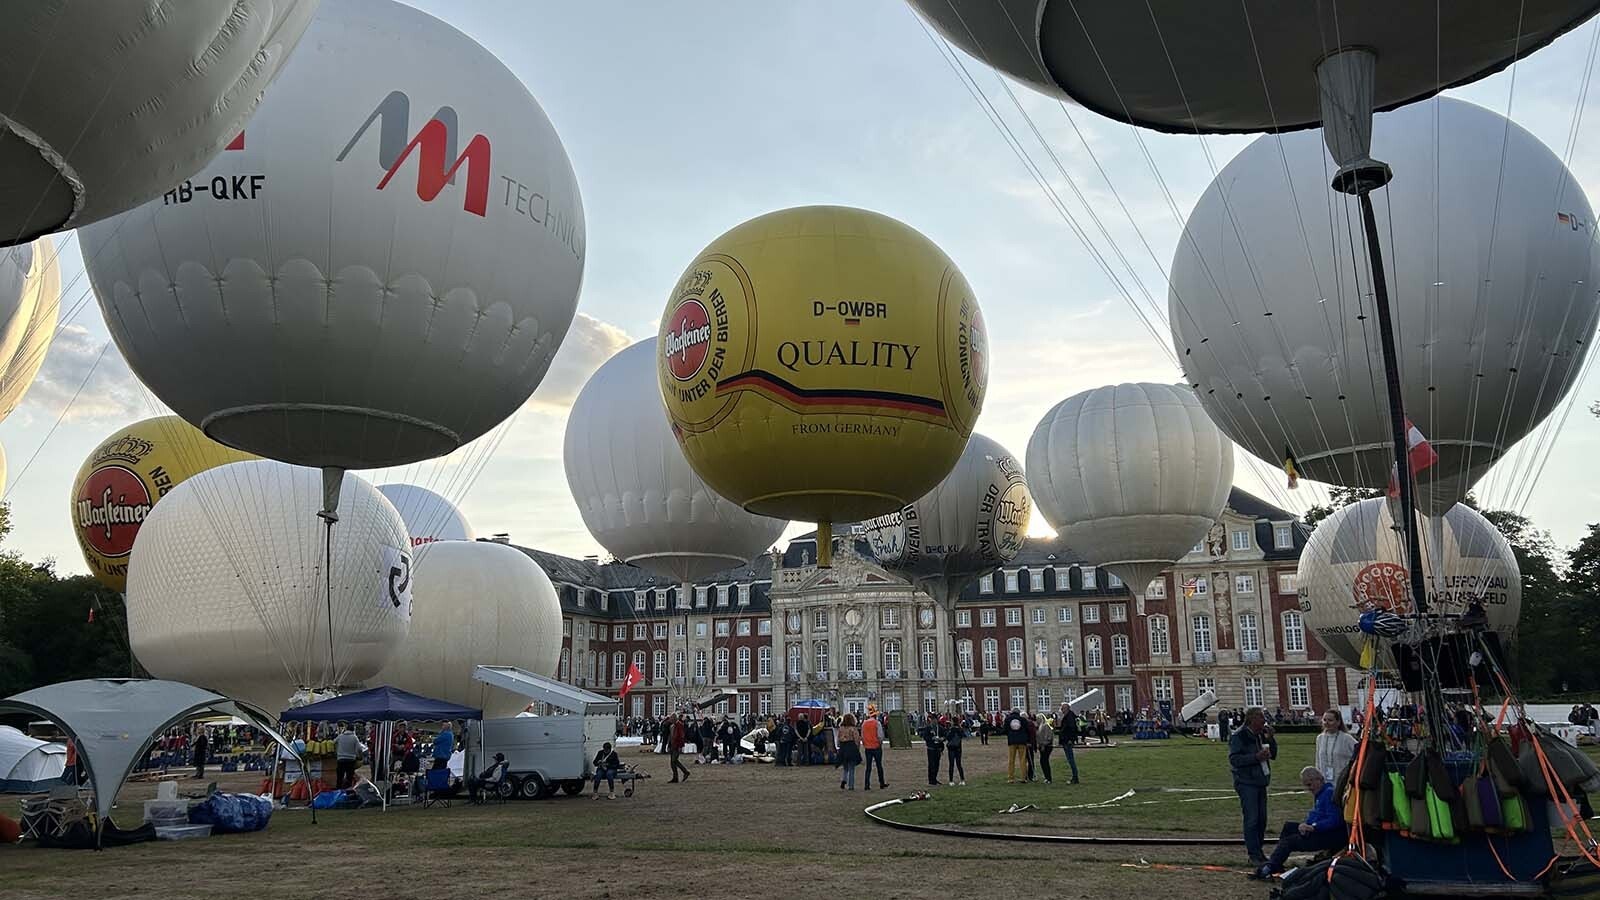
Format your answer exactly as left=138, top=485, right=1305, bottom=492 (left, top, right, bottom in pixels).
left=844, top=607, right=863, bottom=629
left=918, top=606, right=934, bottom=628
left=787, top=612, right=801, bottom=634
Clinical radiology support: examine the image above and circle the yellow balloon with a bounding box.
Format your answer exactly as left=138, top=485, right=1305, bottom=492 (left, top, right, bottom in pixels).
left=70, top=415, right=255, bottom=591
left=658, top=206, right=986, bottom=563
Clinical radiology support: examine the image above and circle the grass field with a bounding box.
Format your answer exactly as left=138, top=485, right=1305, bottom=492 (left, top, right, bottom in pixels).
left=3, top=735, right=1596, bottom=899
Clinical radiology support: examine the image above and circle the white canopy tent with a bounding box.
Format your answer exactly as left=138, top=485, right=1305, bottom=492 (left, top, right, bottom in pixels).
left=0, top=679, right=302, bottom=845
left=0, top=724, right=65, bottom=792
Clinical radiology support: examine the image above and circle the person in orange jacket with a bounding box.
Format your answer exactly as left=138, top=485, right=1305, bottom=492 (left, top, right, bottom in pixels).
left=861, top=713, right=887, bottom=790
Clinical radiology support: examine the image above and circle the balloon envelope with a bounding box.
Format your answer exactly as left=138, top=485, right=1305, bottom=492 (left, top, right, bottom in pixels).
left=376, top=483, right=475, bottom=548
left=81, top=0, right=585, bottom=471
left=863, top=432, right=1029, bottom=609
left=70, top=416, right=257, bottom=592
left=0, top=1, right=317, bottom=244
left=126, top=461, right=412, bottom=712
left=657, top=205, right=984, bottom=543
left=1170, top=98, right=1600, bottom=512
left=1026, top=383, right=1233, bottom=595
left=566, top=339, right=786, bottom=582
left=1296, top=498, right=1520, bottom=669
left=0, top=238, right=60, bottom=424
left=376, top=540, right=562, bottom=718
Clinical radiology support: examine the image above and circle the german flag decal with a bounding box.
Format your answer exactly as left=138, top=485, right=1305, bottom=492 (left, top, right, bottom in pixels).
left=716, top=369, right=949, bottom=422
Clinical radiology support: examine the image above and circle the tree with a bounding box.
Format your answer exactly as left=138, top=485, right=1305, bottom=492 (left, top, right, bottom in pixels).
left=1302, top=486, right=1384, bottom=529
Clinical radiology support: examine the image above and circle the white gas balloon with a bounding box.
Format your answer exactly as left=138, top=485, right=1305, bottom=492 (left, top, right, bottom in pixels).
left=863, top=433, right=1030, bottom=609
left=1297, top=498, right=1521, bottom=670
left=377, top=484, right=475, bottom=548
left=1027, top=383, right=1234, bottom=597
left=0, top=238, right=60, bottom=422
left=81, top=0, right=585, bottom=473
left=1170, top=98, right=1600, bottom=512
left=377, top=540, right=562, bottom=718
left=565, top=339, right=787, bottom=581
left=0, top=1, right=318, bottom=245
left=126, top=460, right=413, bottom=712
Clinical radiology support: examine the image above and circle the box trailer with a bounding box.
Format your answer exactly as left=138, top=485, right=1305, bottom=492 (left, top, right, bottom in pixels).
left=466, top=666, right=619, bottom=799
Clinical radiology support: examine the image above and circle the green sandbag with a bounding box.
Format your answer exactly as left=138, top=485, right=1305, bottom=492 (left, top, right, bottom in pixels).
left=1389, top=772, right=1411, bottom=831
left=1426, top=784, right=1456, bottom=842
left=1503, top=792, right=1527, bottom=832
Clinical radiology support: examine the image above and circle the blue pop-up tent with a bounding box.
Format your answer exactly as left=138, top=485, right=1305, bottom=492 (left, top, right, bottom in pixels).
left=279, top=685, right=480, bottom=723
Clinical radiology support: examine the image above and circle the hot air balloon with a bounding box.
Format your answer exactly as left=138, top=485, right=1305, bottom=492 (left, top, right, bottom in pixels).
left=566, top=339, right=786, bottom=582
left=1297, top=499, right=1520, bottom=670
left=125, top=460, right=412, bottom=712
left=376, top=540, right=561, bottom=717
left=862, top=432, right=1030, bottom=610
left=0, top=238, right=60, bottom=423
left=80, top=0, right=585, bottom=512
left=0, top=1, right=318, bottom=245
left=1169, top=98, right=1600, bottom=513
left=377, top=484, right=475, bottom=549
left=70, top=416, right=257, bottom=592
left=657, top=205, right=985, bottom=566
left=1026, top=383, right=1234, bottom=601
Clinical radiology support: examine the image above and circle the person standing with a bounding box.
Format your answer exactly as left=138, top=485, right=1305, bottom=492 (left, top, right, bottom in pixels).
left=836, top=714, right=863, bottom=791
left=1004, top=707, right=1029, bottom=783
left=1315, top=709, right=1358, bottom=783
left=919, top=719, right=944, bottom=786
left=1056, top=703, right=1081, bottom=784
left=1035, top=714, right=1055, bottom=784
left=943, top=715, right=966, bottom=785
left=334, top=722, right=367, bottom=789
left=775, top=718, right=794, bottom=766
left=719, top=716, right=741, bottom=762
left=861, top=711, right=887, bottom=790
left=191, top=728, right=209, bottom=780
left=431, top=723, right=454, bottom=771
left=667, top=715, right=691, bottom=783
left=1229, top=707, right=1279, bottom=867
left=795, top=715, right=813, bottom=766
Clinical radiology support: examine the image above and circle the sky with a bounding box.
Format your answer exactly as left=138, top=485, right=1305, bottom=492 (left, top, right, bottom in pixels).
left=9, top=1, right=1600, bottom=572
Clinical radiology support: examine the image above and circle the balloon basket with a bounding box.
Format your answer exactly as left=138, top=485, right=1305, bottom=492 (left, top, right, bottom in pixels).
left=1379, top=805, right=1554, bottom=895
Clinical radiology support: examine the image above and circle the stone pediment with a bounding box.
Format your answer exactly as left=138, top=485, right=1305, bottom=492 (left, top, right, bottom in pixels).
left=787, top=545, right=910, bottom=596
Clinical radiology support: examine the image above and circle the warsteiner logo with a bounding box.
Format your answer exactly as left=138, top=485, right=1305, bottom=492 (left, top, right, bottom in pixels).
left=337, top=90, right=491, bottom=217
left=664, top=299, right=713, bottom=382
left=76, top=466, right=153, bottom=558
left=90, top=435, right=154, bottom=468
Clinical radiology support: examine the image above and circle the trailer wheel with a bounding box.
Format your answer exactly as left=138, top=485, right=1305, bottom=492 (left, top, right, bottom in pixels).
left=561, top=780, right=584, bottom=796
left=519, top=773, right=547, bottom=800
left=496, top=778, right=517, bottom=799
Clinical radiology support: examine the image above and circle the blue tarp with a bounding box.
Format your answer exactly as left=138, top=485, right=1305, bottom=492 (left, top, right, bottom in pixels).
left=279, top=685, right=481, bottom=723
left=790, top=699, right=829, bottom=708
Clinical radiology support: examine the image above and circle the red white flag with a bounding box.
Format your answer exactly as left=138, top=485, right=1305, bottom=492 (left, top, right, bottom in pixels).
left=1387, top=418, right=1439, bottom=498
left=618, top=662, right=643, bottom=699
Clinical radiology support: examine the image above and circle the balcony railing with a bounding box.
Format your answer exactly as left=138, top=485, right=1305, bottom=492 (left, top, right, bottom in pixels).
left=846, top=670, right=865, bottom=681
left=693, top=676, right=708, bottom=686
left=672, top=676, right=685, bottom=686
left=1034, top=667, right=1051, bottom=677
left=1194, top=650, right=1215, bottom=665
left=920, top=669, right=937, bottom=681
left=883, top=670, right=902, bottom=681
left=787, top=672, right=802, bottom=683
left=1240, top=649, right=1262, bottom=664
left=1059, top=666, right=1077, bottom=677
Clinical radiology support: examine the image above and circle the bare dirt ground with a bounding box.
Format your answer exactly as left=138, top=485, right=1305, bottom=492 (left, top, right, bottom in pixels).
left=0, top=741, right=1314, bottom=900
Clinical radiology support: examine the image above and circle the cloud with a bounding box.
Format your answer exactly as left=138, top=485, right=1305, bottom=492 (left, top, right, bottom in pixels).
left=16, top=324, right=144, bottom=424
left=527, top=312, right=635, bottom=412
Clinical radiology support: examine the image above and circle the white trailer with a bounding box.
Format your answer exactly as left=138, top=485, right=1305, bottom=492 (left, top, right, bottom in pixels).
left=466, top=666, right=619, bottom=800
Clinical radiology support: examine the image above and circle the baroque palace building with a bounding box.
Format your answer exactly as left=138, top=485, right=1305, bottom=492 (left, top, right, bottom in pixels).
left=519, top=489, right=1359, bottom=722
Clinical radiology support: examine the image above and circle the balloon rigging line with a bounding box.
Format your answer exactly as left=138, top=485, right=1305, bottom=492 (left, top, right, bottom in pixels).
left=3, top=338, right=109, bottom=500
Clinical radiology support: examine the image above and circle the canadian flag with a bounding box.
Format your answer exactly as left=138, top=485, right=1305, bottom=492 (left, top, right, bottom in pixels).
left=618, top=662, right=643, bottom=700
left=1387, top=418, right=1439, bottom=498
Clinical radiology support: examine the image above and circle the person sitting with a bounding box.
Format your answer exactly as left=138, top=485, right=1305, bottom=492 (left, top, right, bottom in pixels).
left=467, top=752, right=508, bottom=803
left=591, top=743, right=621, bottom=799
left=1253, top=767, right=1347, bottom=879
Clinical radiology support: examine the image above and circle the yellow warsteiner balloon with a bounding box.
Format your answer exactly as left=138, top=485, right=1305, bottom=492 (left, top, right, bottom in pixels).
left=70, top=416, right=255, bottom=591
left=658, top=206, right=986, bottom=565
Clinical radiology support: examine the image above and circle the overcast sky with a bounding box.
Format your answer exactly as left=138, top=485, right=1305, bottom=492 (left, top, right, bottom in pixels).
left=9, top=1, right=1600, bottom=572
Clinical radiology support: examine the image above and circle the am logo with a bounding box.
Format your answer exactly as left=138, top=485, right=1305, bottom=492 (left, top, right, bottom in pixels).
left=336, top=90, right=491, bottom=217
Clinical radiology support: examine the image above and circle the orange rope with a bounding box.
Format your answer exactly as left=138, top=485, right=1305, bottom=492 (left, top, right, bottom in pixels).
left=1486, top=835, right=1518, bottom=881
left=1344, top=675, right=1380, bottom=860
left=1490, top=667, right=1600, bottom=870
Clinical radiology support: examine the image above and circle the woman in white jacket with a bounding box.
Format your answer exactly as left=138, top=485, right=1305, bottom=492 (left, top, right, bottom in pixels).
left=1314, top=709, right=1357, bottom=783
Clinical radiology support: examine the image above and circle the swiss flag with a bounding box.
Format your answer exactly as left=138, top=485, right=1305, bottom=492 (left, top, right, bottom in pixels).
left=619, top=663, right=643, bottom=700
left=1387, top=418, right=1440, bottom=498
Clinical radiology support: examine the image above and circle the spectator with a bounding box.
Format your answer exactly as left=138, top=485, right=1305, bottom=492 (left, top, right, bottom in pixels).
left=919, top=719, right=944, bottom=786
left=191, top=728, right=209, bottom=780
left=861, top=712, right=887, bottom=790
left=1229, top=707, right=1279, bottom=868
left=469, top=752, right=509, bottom=802
left=944, top=715, right=966, bottom=785
left=1315, top=709, right=1357, bottom=783
left=795, top=715, right=813, bottom=766
left=719, top=716, right=741, bottom=762
left=1035, top=713, right=1055, bottom=784
left=775, top=718, right=795, bottom=767
left=667, top=716, right=691, bottom=783
left=1252, top=767, right=1346, bottom=879
left=591, top=743, right=621, bottom=799
left=1055, top=703, right=1081, bottom=784
left=1004, top=707, right=1029, bottom=783
left=432, top=723, right=454, bottom=771
left=698, top=717, right=716, bottom=763
left=334, top=722, right=367, bottom=789
left=836, top=714, right=862, bottom=791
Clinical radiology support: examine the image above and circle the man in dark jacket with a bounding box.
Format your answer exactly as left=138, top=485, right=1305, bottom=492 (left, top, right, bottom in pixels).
left=794, top=715, right=812, bottom=765
left=1056, top=703, right=1081, bottom=783
left=919, top=720, right=944, bottom=786
left=775, top=719, right=795, bottom=766
left=667, top=716, right=691, bottom=783
left=718, top=716, right=741, bottom=762
left=1004, top=708, right=1029, bottom=783
left=1229, top=707, right=1279, bottom=866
